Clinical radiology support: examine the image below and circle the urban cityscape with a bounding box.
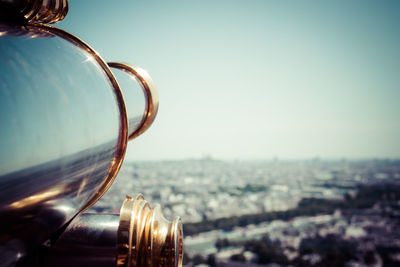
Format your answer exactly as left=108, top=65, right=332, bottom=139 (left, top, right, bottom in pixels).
left=93, top=158, right=400, bottom=266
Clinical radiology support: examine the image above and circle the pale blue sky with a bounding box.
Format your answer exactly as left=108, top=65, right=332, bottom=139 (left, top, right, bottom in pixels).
left=59, top=0, right=400, bottom=160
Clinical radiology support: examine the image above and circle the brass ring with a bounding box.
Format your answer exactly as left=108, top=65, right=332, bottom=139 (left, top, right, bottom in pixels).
left=117, top=195, right=183, bottom=267
left=42, top=0, right=68, bottom=23
left=14, top=0, right=69, bottom=24
left=23, top=0, right=42, bottom=22
left=108, top=62, right=159, bottom=141
left=117, top=196, right=135, bottom=267
left=34, top=0, right=55, bottom=22
left=27, top=23, right=129, bottom=213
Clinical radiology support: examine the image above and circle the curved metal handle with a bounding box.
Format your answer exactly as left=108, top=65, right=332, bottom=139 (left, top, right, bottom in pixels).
left=108, top=62, right=159, bottom=141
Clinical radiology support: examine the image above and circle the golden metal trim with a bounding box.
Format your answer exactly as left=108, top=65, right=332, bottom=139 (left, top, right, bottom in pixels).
left=26, top=23, right=129, bottom=213
left=117, top=195, right=183, bottom=267
left=47, top=0, right=68, bottom=23
left=108, top=62, right=159, bottom=141
left=117, top=196, right=134, bottom=266
left=35, top=0, right=56, bottom=22
left=24, top=0, right=42, bottom=21
left=7, top=0, right=69, bottom=24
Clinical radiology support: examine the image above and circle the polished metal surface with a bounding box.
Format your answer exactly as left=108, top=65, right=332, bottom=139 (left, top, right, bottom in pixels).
left=42, top=195, right=183, bottom=267
left=0, top=0, right=69, bottom=24
left=0, top=23, right=128, bottom=265
left=0, top=3, right=181, bottom=266
left=44, top=213, right=120, bottom=267
left=117, top=195, right=183, bottom=267
left=108, top=63, right=159, bottom=141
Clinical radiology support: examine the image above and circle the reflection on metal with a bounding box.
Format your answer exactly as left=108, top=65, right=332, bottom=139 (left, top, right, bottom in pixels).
left=117, top=195, right=183, bottom=267
left=0, top=22, right=127, bottom=265
left=9, top=187, right=65, bottom=209
left=0, top=1, right=182, bottom=266
left=44, top=195, right=183, bottom=267
left=30, top=23, right=131, bottom=214
left=44, top=212, right=120, bottom=267
left=0, top=0, right=69, bottom=24
left=108, top=63, right=160, bottom=141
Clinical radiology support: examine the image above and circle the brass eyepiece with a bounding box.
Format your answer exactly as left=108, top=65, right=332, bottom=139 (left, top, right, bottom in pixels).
left=0, top=0, right=69, bottom=24
left=117, top=195, right=183, bottom=267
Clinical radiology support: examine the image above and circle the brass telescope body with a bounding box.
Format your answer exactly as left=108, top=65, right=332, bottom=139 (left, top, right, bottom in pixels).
left=0, top=1, right=183, bottom=266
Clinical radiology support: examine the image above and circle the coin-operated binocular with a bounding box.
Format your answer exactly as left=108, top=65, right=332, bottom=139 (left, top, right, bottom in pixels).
left=0, top=1, right=183, bottom=266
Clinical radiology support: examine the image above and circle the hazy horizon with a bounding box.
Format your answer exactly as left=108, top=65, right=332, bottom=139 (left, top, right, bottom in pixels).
left=122, top=155, right=400, bottom=163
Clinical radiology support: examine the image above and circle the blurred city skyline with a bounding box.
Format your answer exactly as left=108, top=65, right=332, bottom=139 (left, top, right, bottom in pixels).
left=59, top=0, right=400, bottom=161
